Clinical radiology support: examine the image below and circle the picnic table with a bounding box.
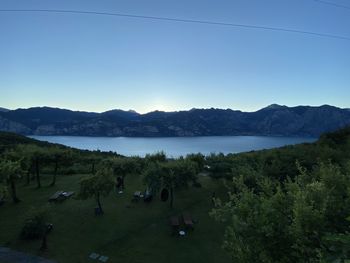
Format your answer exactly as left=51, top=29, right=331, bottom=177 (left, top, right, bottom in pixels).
left=61, top=191, right=74, bottom=198
left=49, top=191, right=64, bottom=202
left=49, top=191, right=74, bottom=202
left=170, top=216, right=180, bottom=227
left=182, top=214, right=194, bottom=229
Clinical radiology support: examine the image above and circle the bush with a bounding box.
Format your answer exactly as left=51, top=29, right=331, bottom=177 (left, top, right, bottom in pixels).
left=20, top=207, right=49, bottom=240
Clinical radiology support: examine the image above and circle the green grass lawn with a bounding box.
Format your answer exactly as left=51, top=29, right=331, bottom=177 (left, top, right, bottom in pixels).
left=0, top=173, right=230, bottom=263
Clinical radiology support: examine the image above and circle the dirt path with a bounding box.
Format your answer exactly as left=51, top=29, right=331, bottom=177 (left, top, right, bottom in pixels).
left=0, top=247, right=56, bottom=263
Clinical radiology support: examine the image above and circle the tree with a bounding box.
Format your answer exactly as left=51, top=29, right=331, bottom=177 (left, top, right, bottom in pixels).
left=78, top=166, right=114, bottom=214
left=109, top=157, right=142, bottom=189
left=143, top=159, right=197, bottom=208
left=0, top=159, right=23, bottom=203
left=0, top=183, right=6, bottom=204
left=49, top=148, right=73, bottom=186
left=186, top=153, right=205, bottom=172
left=145, top=151, right=167, bottom=163
left=19, top=145, right=50, bottom=188
left=84, top=155, right=102, bottom=174
left=112, top=157, right=141, bottom=176
left=205, top=153, right=233, bottom=179
left=212, top=173, right=293, bottom=262
left=143, top=162, right=163, bottom=196
left=165, top=160, right=198, bottom=208
left=321, top=228, right=350, bottom=262
left=211, top=162, right=350, bottom=263
left=5, top=145, right=33, bottom=186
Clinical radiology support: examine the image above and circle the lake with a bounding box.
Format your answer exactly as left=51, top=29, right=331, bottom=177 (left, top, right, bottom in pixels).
left=29, top=135, right=317, bottom=157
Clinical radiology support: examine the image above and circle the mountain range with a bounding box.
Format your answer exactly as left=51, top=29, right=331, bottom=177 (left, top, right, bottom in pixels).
left=0, top=104, right=350, bottom=137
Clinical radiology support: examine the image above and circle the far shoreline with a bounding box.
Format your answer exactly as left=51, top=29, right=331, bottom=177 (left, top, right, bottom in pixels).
left=27, top=135, right=318, bottom=158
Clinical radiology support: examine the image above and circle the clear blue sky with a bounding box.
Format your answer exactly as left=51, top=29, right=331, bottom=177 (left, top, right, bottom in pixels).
left=1, top=0, right=349, bottom=113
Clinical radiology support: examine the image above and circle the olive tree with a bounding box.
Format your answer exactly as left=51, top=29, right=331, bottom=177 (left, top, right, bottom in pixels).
left=143, top=159, right=198, bottom=208
left=49, top=147, right=73, bottom=186
left=19, top=145, right=50, bottom=188
left=78, top=166, right=114, bottom=214
left=0, top=159, right=23, bottom=203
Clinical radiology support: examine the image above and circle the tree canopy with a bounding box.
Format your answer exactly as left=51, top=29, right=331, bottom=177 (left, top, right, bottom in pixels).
left=211, top=161, right=350, bottom=263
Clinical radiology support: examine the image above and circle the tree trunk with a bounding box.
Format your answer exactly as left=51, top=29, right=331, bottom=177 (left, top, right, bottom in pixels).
left=25, top=170, right=30, bottom=185
left=9, top=176, right=20, bottom=203
left=121, top=175, right=125, bottom=190
left=96, top=192, right=104, bottom=214
left=50, top=159, right=58, bottom=186
left=170, top=187, right=174, bottom=209
left=91, top=162, right=95, bottom=174
left=40, top=230, right=47, bottom=251
left=35, top=157, right=41, bottom=188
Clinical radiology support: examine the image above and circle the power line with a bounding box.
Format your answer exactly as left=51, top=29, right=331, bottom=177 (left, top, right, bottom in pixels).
left=0, top=9, right=349, bottom=41
left=312, top=0, right=350, bottom=10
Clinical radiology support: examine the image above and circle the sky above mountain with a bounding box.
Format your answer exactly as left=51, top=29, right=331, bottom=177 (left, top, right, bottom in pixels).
left=1, top=0, right=349, bottom=113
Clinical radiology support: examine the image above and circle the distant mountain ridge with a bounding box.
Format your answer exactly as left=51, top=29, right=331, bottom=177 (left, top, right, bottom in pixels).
left=0, top=105, right=350, bottom=137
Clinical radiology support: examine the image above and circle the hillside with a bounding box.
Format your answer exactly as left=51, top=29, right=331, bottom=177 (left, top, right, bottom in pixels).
left=1, top=105, right=350, bottom=137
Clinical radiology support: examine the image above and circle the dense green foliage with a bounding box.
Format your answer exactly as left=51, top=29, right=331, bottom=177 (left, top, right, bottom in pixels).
left=211, top=127, right=350, bottom=262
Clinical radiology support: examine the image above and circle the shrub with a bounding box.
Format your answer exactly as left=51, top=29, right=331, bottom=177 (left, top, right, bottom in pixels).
left=20, top=207, right=49, bottom=240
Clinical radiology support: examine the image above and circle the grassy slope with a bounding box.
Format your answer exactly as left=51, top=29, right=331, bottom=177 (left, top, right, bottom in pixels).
left=0, top=173, right=230, bottom=263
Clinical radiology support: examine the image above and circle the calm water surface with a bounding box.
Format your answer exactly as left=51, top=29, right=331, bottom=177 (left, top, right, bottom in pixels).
left=29, top=135, right=317, bottom=157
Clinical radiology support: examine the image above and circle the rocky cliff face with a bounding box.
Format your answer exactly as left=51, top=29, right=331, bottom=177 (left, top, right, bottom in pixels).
left=0, top=105, right=350, bottom=137
left=0, top=116, right=32, bottom=134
